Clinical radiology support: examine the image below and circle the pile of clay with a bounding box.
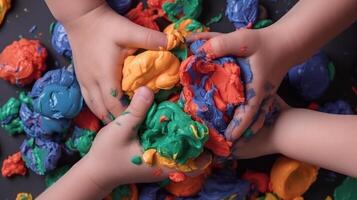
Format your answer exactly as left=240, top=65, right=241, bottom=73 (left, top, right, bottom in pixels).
left=0, top=0, right=356, bottom=200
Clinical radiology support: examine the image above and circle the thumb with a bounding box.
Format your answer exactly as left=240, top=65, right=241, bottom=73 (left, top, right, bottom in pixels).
left=113, top=87, right=154, bottom=138
left=201, top=29, right=256, bottom=59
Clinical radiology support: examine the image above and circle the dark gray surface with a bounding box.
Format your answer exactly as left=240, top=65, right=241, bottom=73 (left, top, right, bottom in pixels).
left=0, top=0, right=356, bottom=199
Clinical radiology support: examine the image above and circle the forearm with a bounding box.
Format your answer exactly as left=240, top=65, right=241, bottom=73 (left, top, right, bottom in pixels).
left=272, top=109, right=357, bottom=178
left=267, top=0, right=357, bottom=68
left=45, top=0, right=106, bottom=23
left=36, top=156, right=111, bottom=200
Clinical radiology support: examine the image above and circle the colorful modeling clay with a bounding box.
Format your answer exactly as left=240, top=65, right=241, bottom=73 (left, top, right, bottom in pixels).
left=162, top=0, right=202, bottom=22
left=16, top=193, right=33, bottom=200
left=143, top=150, right=199, bottom=172
left=20, top=137, right=62, bottom=175
left=0, top=93, right=28, bottom=135
left=30, top=68, right=83, bottom=119
left=65, top=127, right=96, bottom=157
left=180, top=40, right=245, bottom=156
left=140, top=101, right=208, bottom=168
left=20, top=103, right=70, bottom=139
left=147, top=0, right=173, bottom=17
left=105, top=184, right=138, bottom=200
left=51, top=22, right=72, bottom=59
left=122, top=50, right=180, bottom=97
left=226, top=0, right=259, bottom=29
left=0, top=0, right=11, bottom=26
left=164, top=19, right=207, bottom=60
left=318, top=100, right=353, bottom=114
left=107, top=0, right=132, bottom=14
left=45, top=165, right=71, bottom=187
left=334, top=177, right=357, bottom=200
left=138, top=184, right=169, bottom=200
left=257, top=193, right=279, bottom=200
left=126, top=2, right=160, bottom=31
left=165, top=170, right=208, bottom=197
left=0, top=39, right=47, bottom=86
left=242, top=170, right=270, bottom=193
left=164, top=19, right=206, bottom=38
left=1, top=152, right=27, bottom=177
left=287, top=52, right=332, bottom=101
left=178, top=170, right=251, bottom=200
left=253, top=19, right=273, bottom=29
left=73, top=107, right=101, bottom=132
left=270, top=157, right=319, bottom=199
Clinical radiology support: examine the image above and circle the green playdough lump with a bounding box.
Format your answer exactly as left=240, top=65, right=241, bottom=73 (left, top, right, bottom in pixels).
left=131, top=155, right=143, bottom=165
left=163, top=0, right=202, bottom=22
left=154, top=86, right=182, bottom=103
left=65, top=128, right=96, bottom=157
left=253, top=19, right=273, bottom=29
left=45, top=165, right=71, bottom=187
left=0, top=92, right=32, bottom=135
left=334, top=177, right=357, bottom=200
left=206, top=13, right=223, bottom=26
left=328, top=62, right=335, bottom=81
left=140, top=101, right=208, bottom=164
left=112, top=185, right=131, bottom=200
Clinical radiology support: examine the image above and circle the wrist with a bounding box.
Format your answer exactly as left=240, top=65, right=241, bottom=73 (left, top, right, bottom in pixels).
left=45, top=0, right=106, bottom=24
left=79, top=155, right=116, bottom=195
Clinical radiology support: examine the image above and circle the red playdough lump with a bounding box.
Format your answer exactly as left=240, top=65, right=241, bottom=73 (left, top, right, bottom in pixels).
left=126, top=2, right=160, bottom=31
left=0, top=39, right=47, bottom=86
left=147, top=0, right=174, bottom=17
left=242, top=170, right=270, bottom=193
left=1, top=152, right=27, bottom=177
left=73, top=107, right=101, bottom=132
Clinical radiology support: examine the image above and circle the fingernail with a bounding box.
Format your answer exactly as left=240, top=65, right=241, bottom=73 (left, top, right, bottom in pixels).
left=135, top=87, right=154, bottom=103
left=200, top=42, right=216, bottom=59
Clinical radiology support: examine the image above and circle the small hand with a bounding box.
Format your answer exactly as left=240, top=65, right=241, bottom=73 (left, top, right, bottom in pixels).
left=188, top=28, right=291, bottom=141
left=231, top=96, right=290, bottom=159
left=83, top=87, right=211, bottom=190
left=63, top=4, right=167, bottom=123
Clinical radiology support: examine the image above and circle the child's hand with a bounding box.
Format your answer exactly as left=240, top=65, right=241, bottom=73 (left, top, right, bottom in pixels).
left=82, top=87, right=211, bottom=191
left=63, top=4, right=167, bottom=122
left=231, top=96, right=290, bottom=159
left=188, top=28, right=292, bottom=142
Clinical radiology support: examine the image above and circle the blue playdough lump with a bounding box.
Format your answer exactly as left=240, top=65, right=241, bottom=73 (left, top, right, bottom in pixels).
left=319, top=100, right=353, bottom=115
left=226, top=0, right=259, bottom=29
left=20, top=103, right=70, bottom=139
left=107, top=0, right=132, bottom=14
left=287, top=51, right=331, bottom=101
left=51, top=22, right=72, bottom=59
left=30, top=68, right=83, bottom=120
left=20, top=137, right=62, bottom=175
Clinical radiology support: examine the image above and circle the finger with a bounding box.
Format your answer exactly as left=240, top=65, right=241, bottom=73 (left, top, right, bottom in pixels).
left=100, top=83, right=126, bottom=117
left=115, top=16, right=167, bottom=50
left=225, top=88, right=264, bottom=141
left=200, top=29, right=256, bottom=59
left=246, top=97, right=274, bottom=138
left=111, top=87, right=154, bottom=139
left=186, top=32, right=222, bottom=42
left=86, top=85, right=111, bottom=124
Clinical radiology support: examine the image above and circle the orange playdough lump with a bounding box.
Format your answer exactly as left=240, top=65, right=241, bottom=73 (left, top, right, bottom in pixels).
left=0, top=39, right=47, bottom=86
left=0, top=0, right=11, bottom=25
left=2, top=151, right=27, bottom=177
left=270, top=156, right=319, bottom=199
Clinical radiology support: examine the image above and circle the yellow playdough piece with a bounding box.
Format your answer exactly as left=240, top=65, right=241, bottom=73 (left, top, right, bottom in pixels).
left=0, top=0, right=11, bottom=25
left=164, top=19, right=208, bottom=37
left=16, top=193, right=33, bottom=200
left=270, top=156, right=319, bottom=200
left=142, top=149, right=212, bottom=173
left=122, top=50, right=180, bottom=97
